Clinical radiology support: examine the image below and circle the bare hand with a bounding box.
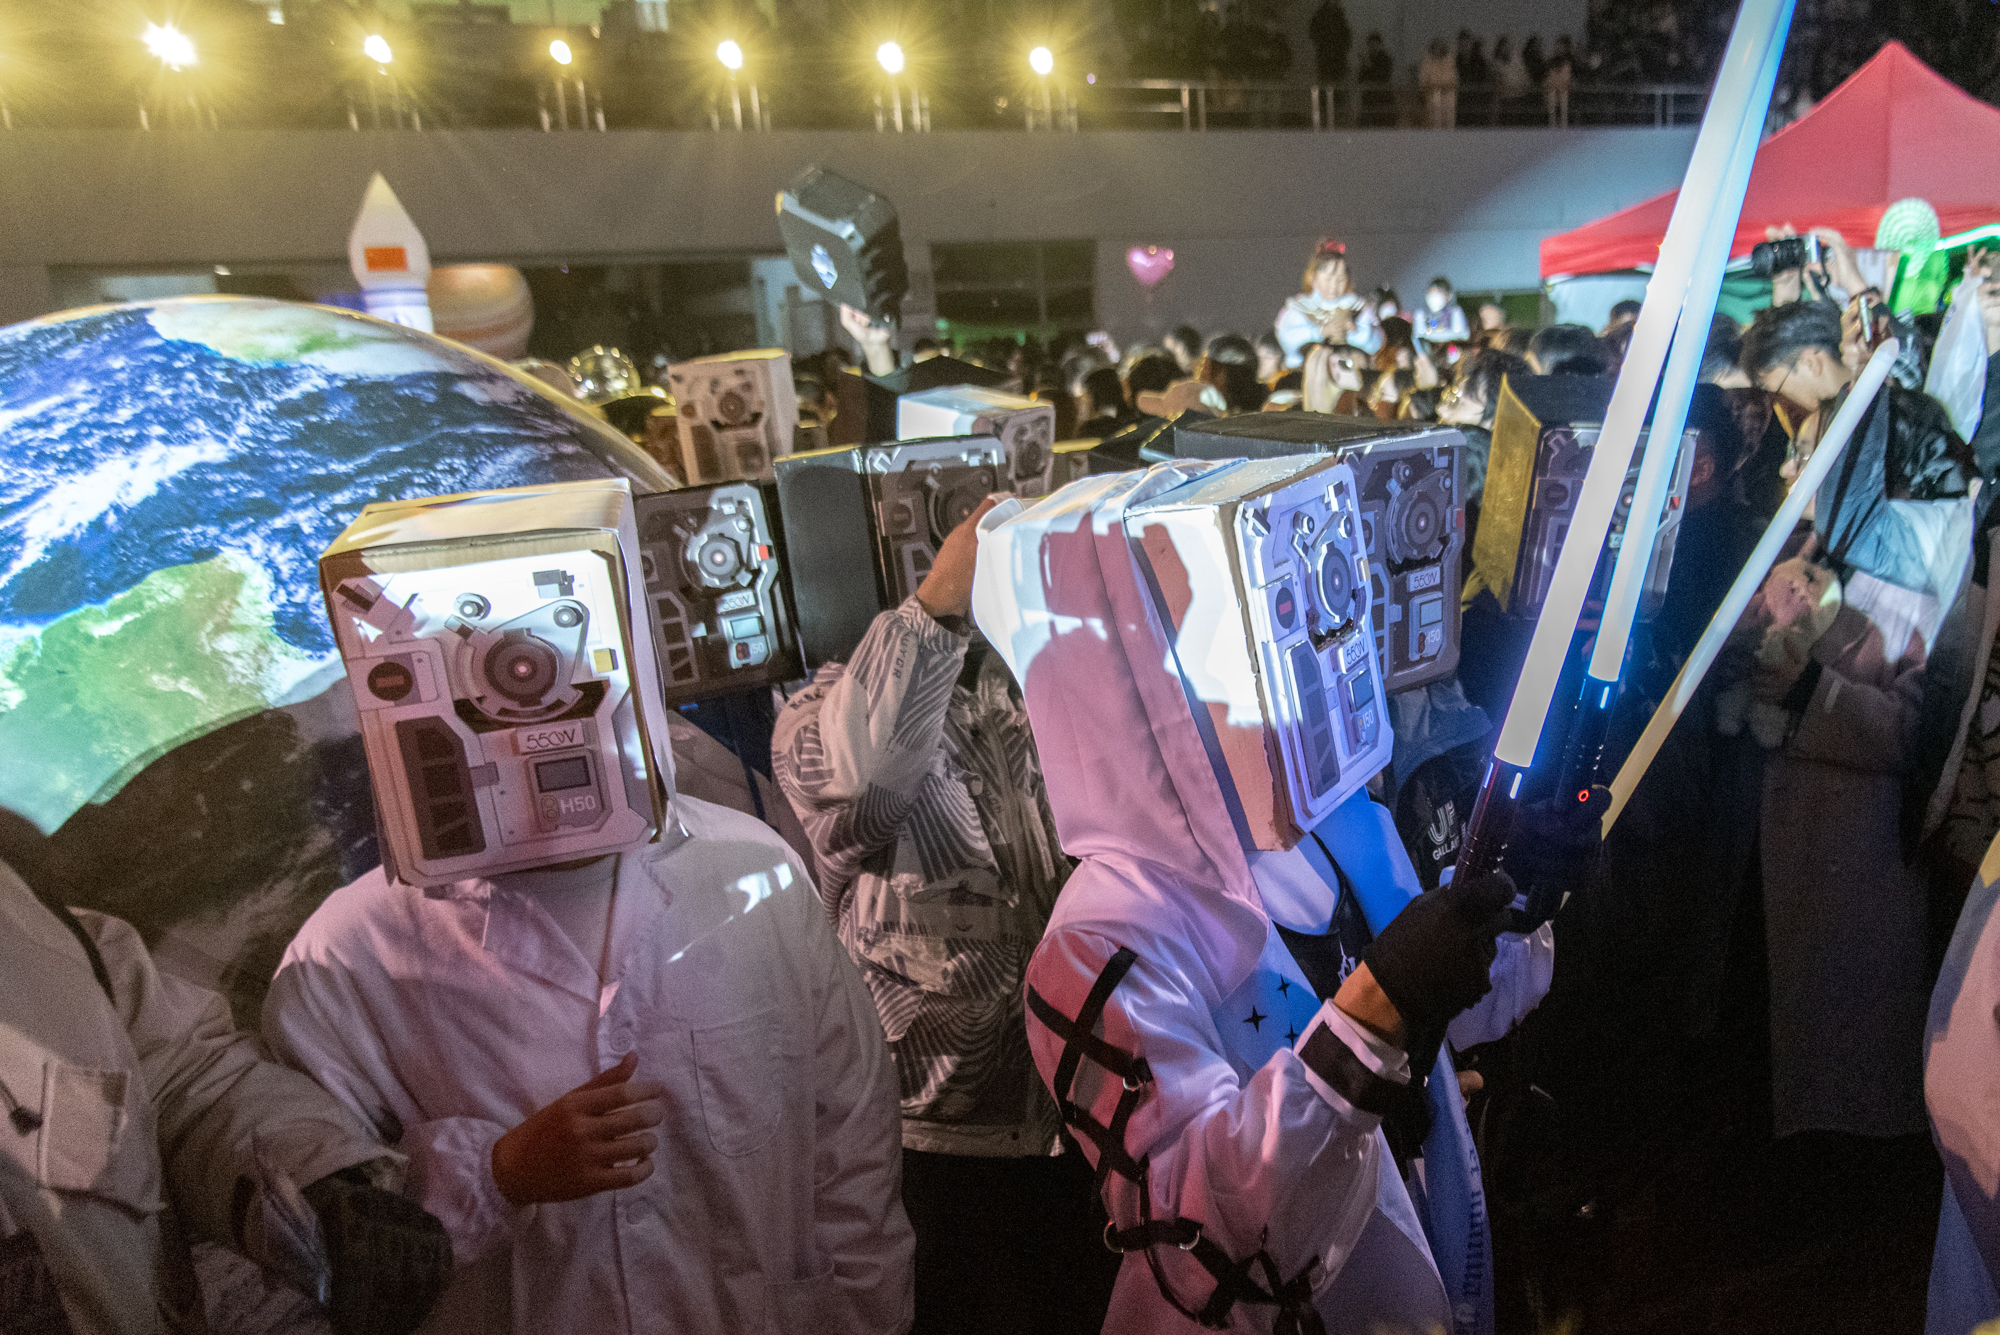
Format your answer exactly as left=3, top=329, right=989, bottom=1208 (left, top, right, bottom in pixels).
left=1301, top=345, right=1338, bottom=414
left=838, top=304, right=898, bottom=377
left=490, top=1053, right=666, bottom=1206
left=916, top=494, right=1006, bottom=622
left=1809, top=227, right=1869, bottom=303
left=1972, top=248, right=2000, bottom=356
left=1317, top=307, right=1356, bottom=344
left=1840, top=293, right=1882, bottom=372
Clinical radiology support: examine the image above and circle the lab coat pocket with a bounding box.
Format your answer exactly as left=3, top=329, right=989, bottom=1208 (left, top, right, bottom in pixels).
left=36, top=1060, right=158, bottom=1211
left=765, top=1264, right=834, bottom=1332
left=692, top=1011, right=780, bottom=1157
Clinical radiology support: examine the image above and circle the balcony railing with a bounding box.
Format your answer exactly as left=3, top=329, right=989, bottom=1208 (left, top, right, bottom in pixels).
left=1078, top=80, right=1708, bottom=131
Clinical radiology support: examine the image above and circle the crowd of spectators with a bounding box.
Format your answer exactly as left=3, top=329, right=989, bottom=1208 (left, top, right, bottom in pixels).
left=783, top=223, right=1997, bottom=1321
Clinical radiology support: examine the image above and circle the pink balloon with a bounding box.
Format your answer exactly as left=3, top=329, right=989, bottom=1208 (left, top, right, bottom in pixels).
left=1126, top=245, right=1175, bottom=288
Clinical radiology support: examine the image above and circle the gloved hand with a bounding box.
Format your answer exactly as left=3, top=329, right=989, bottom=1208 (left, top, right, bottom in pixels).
left=0, top=1228, right=73, bottom=1335
left=1502, top=785, right=1609, bottom=932
left=1361, top=868, right=1517, bottom=1043
left=302, top=1167, right=452, bottom=1335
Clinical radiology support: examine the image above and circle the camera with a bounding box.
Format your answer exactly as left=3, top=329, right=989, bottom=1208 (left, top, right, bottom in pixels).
left=319, top=480, right=668, bottom=887
left=1170, top=414, right=1466, bottom=694
left=1125, top=455, right=1394, bottom=847
left=774, top=435, right=1008, bottom=665
left=897, top=385, right=1057, bottom=497
left=1477, top=374, right=1701, bottom=620
left=666, top=349, right=800, bottom=485
left=1750, top=233, right=1822, bottom=279
left=634, top=483, right=801, bottom=706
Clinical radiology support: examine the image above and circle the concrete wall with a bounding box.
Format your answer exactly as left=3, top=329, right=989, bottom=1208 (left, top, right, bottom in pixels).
left=0, top=126, right=1693, bottom=341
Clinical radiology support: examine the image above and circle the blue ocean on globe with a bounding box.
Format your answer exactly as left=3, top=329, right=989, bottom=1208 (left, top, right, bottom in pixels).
left=0, top=296, right=671, bottom=1017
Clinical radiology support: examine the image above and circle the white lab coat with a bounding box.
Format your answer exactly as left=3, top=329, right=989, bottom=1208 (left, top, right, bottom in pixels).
left=0, top=861, right=383, bottom=1335
left=971, top=471, right=1550, bottom=1334
left=263, top=794, right=913, bottom=1335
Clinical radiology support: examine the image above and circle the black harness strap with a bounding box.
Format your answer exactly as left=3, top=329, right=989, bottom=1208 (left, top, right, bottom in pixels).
left=1027, top=948, right=1153, bottom=1189
left=1297, top=1022, right=1403, bottom=1118
left=1028, top=946, right=1328, bottom=1334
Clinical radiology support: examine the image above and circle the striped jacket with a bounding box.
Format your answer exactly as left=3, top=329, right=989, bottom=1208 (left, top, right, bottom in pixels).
left=774, top=598, right=1069, bottom=1157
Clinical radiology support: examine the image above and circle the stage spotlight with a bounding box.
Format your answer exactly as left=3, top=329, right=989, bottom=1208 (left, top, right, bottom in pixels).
left=717, top=39, right=743, bottom=70
left=143, top=23, right=197, bottom=70
left=363, top=34, right=392, bottom=65
left=876, top=41, right=904, bottom=75
left=1029, top=46, right=1053, bottom=76
left=549, top=38, right=573, bottom=65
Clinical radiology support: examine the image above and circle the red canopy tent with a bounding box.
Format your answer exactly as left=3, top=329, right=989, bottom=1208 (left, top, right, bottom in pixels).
left=1541, top=42, right=2000, bottom=278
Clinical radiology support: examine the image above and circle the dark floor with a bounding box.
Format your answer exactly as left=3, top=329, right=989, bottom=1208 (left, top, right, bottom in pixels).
left=1493, top=1123, right=1940, bottom=1334
left=1476, top=855, right=1944, bottom=1335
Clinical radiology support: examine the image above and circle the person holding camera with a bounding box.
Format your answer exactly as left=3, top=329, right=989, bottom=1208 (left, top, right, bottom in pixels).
left=0, top=812, right=451, bottom=1335
left=1276, top=239, right=1384, bottom=369
left=772, top=498, right=1117, bottom=1335
left=1739, top=298, right=1978, bottom=1144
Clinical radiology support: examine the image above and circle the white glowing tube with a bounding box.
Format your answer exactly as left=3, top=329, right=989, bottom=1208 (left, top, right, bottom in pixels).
left=1603, top=339, right=1900, bottom=829
left=1490, top=0, right=1794, bottom=769
left=1587, top=24, right=1788, bottom=684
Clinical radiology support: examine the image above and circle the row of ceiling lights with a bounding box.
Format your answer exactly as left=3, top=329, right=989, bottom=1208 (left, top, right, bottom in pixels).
left=138, top=23, right=1060, bottom=81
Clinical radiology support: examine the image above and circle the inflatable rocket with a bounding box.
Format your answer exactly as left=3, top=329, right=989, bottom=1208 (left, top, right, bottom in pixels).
left=347, top=173, right=433, bottom=333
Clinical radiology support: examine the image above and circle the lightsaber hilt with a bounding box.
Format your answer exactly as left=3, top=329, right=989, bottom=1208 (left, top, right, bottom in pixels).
left=1555, top=673, right=1618, bottom=799
left=1457, top=756, right=1528, bottom=883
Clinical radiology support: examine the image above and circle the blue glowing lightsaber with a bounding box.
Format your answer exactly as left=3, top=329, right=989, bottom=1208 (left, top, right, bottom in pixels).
left=1554, top=11, right=1791, bottom=798
left=1456, top=0, right=1798, bottom=880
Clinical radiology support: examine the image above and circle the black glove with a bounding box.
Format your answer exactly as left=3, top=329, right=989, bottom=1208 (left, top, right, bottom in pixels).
left=1361, top=868, right=1517, bottom=1043
left=1502, top=785, right=1609, bottom=932
left=0, top=1229, right=74, bottom=1335
left=303, top=1167, right=453, bottom=1335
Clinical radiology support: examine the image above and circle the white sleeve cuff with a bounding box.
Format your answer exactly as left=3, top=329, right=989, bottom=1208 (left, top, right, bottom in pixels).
left=1291, top=999, right=1410, bottom=1118
left=401, top=1117, right=519, bottom=1269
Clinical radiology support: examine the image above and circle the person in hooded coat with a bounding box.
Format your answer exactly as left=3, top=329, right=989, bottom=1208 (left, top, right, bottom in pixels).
left=972, top=466, right=1560, bottom=1335
left=1744, top=300, right=1979, bottom=1140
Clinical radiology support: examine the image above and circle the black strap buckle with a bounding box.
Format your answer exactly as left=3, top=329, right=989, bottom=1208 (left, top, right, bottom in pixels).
left=1030, top=945, right=1325, bottom=1335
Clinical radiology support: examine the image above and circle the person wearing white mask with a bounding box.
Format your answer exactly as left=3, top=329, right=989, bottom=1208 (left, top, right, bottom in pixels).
left=971, top=463, right=1581, bottom=1335
left=1415, top=277, right=1473, bottom=349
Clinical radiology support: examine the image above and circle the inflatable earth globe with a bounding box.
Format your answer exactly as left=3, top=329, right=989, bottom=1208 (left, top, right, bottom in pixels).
left=0, top=297, right=675, bottom=1022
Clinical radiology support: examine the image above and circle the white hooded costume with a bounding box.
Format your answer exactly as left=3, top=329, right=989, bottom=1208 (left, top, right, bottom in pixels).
left=263, top=739, right=912, bottom=1335
left=972, top=468, right=1551, bottom=1335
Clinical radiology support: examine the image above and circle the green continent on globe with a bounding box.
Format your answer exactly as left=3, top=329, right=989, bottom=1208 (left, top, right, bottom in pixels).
left=147, top=299, right=458, bottom=376
left=0, top=551, right=329, bottom=832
